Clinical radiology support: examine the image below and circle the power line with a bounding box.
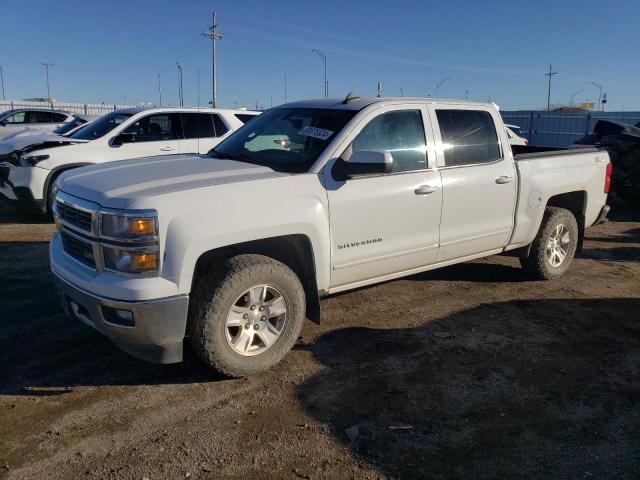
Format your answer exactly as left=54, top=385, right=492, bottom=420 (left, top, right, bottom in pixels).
left=545, top=64, right=558, bottom=111
left=203, top=10, right=224, bottom=107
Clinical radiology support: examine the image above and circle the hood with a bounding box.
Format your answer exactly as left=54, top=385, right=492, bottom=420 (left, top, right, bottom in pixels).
left=0, top=133, right=89, bottom=155
left=57, top=154, right=290, bottom=209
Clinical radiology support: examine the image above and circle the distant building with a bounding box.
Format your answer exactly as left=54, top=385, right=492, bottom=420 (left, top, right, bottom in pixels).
left=552, top=102, right=596, bottom=112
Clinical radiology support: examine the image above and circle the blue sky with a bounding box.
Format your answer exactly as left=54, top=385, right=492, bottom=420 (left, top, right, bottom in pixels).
left=1, top=0, right=639, bottom=110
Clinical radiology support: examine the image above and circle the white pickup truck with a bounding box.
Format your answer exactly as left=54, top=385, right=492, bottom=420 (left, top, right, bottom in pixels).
left=50, top=95, right=611, bottom=377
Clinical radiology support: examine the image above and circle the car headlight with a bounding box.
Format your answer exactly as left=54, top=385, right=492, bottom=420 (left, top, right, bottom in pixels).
left=101, top=212, right=158, bottom=240
left=103, top=246, right=159, bottom=274
left=19, top=154, right=49, bottom=167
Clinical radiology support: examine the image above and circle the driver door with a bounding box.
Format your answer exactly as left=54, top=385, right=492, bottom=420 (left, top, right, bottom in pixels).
left=324, top=105, right=443, bottom=290
left=109, top=113, right=182, bottom=160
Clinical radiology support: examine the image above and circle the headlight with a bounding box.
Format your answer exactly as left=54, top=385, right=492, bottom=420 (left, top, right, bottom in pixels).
left=103, top=246, right=159, bottom=274
left=20, top=154, right=49, bottom=167
left=101, top=212, right=158, bottom=239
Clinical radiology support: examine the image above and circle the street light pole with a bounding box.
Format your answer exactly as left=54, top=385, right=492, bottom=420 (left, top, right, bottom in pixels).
left=0, top=65, right=5, bottom=101
left=435, top=77, right=451, bottom=97
left=40, top=62, right=54, bottom=101
left=157, top=74, right=162, bottom=106
left=312, top=49, right=327, bottom=98
left=587, top=81, right=603, bottom=111
left=176, top=63, right=184, bottom=106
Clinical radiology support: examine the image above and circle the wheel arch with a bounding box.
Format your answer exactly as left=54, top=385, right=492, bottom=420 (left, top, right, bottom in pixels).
left=190, top=234, right=321, bottom=324
left=545, top=190, right=587, bottom=253
left=43, top=162, right=93, bottom=212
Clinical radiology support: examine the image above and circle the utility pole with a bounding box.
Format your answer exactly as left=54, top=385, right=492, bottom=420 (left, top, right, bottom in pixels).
left=40, top=62, right=54, bottom=101
left=400, top=87, right=404, bottom=97
left=123, top=95, right=127, bottom=105
left=465, top=90, right=469, bottom=100
left=284, top=70, right=287, bottom=103
left=312, top=49, right=327, bottom=98
left=377, top=81, right=382, bottom=97
left=545, top=64, right=558, bottom=111
left=435, top=77, right=451, bottom=97
left=269, top=96, right=273, bottom=108
left=157, top=74, right=162, bottom=106
left=0, top=65, right=5, bottom=100
left=203, top=10, right=224, bottom=107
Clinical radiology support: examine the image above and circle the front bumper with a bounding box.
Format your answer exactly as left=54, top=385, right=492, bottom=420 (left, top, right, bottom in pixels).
left=0, top=162, right=46, bottom=213
left=54, top=273, right=190, bottom=364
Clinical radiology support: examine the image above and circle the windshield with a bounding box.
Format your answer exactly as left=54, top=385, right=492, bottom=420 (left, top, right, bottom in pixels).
left=54, top=119, right=85, bottom=135
left=71, top=112, right=133, bottom=140
left=210, top=108, right=356, bottom=173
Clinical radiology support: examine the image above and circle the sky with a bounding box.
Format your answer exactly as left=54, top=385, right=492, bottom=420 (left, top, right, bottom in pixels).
left=1, top=0, right=639, bottom=111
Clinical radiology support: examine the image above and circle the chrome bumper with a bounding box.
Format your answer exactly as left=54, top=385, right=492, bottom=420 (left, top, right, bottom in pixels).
left=54, top=273, right=189, bottom=364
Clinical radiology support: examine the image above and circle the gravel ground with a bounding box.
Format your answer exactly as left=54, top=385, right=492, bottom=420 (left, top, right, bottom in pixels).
left=0, top=205, right=638, bottom=480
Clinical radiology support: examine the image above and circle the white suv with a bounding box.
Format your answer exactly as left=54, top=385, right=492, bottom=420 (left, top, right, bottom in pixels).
left=0, top=108, right=75, bottom=140
left=0, top=107, right=259, bottom=214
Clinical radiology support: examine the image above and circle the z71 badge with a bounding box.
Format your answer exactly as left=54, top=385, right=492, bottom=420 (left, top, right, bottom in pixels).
left=337, top=237, right=382, bottom=250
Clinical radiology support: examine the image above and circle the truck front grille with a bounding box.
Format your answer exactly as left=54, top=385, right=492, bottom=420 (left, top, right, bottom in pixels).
left=56, top=200, right=93, bottom=232
left=60, top=231, right=96, bottom=268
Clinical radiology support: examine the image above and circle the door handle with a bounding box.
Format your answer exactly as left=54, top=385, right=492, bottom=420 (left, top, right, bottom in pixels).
left=414, top=185, right=439, bottom=195
left=160, top=146, right=176, bottom=152
left=495, top=175, right=513, bottom=184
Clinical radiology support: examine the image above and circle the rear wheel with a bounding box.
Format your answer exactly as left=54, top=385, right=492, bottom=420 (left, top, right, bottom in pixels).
left=189, top=254, right=306, bottom=377
left=520, top=207, right=578, bottom=280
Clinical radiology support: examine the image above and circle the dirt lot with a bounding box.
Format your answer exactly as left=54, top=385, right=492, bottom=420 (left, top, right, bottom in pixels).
left=0, top=205, right=639, bottom=480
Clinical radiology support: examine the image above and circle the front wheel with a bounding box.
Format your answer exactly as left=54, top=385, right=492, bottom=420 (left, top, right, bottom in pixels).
left=189, top=254, right=306, bottom=377
left=520, top=207, right=579, bottom=280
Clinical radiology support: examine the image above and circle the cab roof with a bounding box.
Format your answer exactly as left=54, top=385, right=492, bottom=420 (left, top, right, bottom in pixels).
left=278, top=96, right=496, bottom=111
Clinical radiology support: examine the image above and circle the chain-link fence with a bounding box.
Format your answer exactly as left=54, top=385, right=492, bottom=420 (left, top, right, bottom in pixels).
left=0, top=99, right=140, bottom=116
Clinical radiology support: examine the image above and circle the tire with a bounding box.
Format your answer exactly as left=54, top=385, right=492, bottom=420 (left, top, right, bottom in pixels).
left=45, top=173, right=62, bottom=218
left=520, top=207, right=579, bottom=280
left=189, top=254, right=306, bottom=377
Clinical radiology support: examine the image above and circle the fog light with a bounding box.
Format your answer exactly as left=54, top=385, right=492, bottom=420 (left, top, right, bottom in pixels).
left=102, top=306, right=135, bottom=327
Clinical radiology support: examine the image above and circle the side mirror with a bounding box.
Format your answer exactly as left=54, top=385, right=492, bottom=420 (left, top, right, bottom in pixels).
left=112, top=132, right=135, bottom=146
left=340, top=150, right=393, bottom=178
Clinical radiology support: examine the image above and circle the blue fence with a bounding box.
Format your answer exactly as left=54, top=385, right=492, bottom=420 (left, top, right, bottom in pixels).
left=500, top=110, right=640, bottom=148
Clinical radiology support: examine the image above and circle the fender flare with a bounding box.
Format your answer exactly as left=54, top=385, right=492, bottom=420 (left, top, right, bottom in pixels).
left=43, top=162, right=93, bottom=209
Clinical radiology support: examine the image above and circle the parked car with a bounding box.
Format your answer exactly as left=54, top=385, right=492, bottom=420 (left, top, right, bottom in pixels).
left=0, top=107, right=259, bottom=214
left=505, top=124, right=528, bottom=145
left=0, top=113, right=100, bottom=155
left=0, top=108, right=75, bottom=141
left=50, top=95, right=611, bottom=377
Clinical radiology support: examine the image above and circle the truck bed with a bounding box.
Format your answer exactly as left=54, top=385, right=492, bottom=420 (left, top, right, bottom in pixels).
left=512, top=145, right=600, bottom=160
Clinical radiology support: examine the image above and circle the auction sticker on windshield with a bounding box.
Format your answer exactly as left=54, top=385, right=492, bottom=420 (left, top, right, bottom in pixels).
left=298, top=126, right=334, bottom=141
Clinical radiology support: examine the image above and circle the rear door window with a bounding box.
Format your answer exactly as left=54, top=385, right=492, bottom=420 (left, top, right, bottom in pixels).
left=235, top=113, right=258, bottom=124
left=34, top=111, right=53, bottom=123
left=180, top=113, right=216, bottom=139
left=436, top=109, right=501, bottom=166
left=51, top=112, right=69, bottom=122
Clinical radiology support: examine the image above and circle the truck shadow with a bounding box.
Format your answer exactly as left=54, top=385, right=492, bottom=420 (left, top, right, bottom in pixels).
left=297, top=298, right=640, bottom=479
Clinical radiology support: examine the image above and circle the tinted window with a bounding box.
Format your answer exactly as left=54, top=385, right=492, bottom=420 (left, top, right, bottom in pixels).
left=34, top=111, right=53, bottom=123
left=350, top=110, right=427, bottom=173
left=180, top=113, right=215, bottom=139
left=211, top=108, right=356, bottom=173
left=71, top=112, right=133, bottom=140
left=3, top=111, right=27, bottom=124
left=122, top=113, right=180, bottom=142
left=212, top=114, right=229, bottom=136
left=235, top=113, right=258, bottom=124
left=436, top=110, right=501, bottom=166
left=51, top=112, right=68, bottom=122
left=54, top=119, right=86, bottom=135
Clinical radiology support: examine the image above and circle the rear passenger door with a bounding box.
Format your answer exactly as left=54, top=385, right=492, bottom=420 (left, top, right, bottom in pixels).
left=179, top=112, right=229, bottom=154
left=112, top=113, right=182, bottom=160
left=429, top=105, right=517, bottom=262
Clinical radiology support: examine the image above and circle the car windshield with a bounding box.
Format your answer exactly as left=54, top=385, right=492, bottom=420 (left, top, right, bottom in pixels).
left=209, top=108, right=356, bottom=173
left=71, top=112, right=133, bottom=140
left=54, top=120, right=84, bottom=135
